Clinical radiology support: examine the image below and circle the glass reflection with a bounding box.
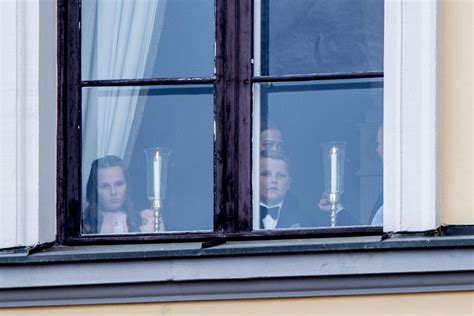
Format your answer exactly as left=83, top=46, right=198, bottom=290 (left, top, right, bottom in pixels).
left=254, top=0, right=384, bottom=76
left=82, top=85, right=214, bottom=234
left=82, top=0, right=214, bottom=80
left=253, top=79, right=383, bottom=229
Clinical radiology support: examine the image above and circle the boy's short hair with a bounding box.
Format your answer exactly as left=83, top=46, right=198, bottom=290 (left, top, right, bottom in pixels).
left=260, top=150, right=290, bottom=167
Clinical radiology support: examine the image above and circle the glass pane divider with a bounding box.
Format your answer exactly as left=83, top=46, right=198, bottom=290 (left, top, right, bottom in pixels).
left=252, top=71, right=383, bottom=83
left=81, top=77, right=216, bottom=87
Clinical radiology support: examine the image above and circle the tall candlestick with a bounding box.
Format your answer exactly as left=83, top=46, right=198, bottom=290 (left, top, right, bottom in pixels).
left=153, top=151, right=161, bottom=199
left=331, top=147, right=338, bottom=193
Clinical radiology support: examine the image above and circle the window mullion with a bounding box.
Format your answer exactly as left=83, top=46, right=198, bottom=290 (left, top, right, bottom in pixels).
left=57, top=0, right=82, bottom=244
left=214, top=0, right=252, bottom=233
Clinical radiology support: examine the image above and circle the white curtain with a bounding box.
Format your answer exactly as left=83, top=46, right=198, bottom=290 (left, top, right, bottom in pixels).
left=81, top=0, right=167, bottom=180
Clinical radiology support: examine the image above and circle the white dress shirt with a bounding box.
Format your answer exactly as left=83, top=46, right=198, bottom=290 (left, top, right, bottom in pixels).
left=370, top=205, right=383, bottom=226
left=100, top=211, right=128, bottom=234
left=260, top=201, right=283, bottom=229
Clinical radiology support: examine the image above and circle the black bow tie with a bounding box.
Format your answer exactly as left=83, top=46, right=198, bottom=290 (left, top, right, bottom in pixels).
left=261, top=205, right=280, bottom=219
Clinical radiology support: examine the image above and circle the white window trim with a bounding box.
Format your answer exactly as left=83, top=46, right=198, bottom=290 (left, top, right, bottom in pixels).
left=0, top=0, right=439, bottom=248
left=0, top=0, right=57, bottom=248
left=384, top=0, right=440, bottom=232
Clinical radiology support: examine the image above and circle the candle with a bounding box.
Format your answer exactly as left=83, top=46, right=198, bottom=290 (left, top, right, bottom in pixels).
left=331, top=147, right=338, bottom=193
left=153, top=151, right=161, bottom=199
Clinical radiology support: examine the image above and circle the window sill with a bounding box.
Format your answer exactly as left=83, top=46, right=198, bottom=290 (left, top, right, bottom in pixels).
left=1, top=232, right=473, bottom=265
left=1, top=231, right=473, bottom=308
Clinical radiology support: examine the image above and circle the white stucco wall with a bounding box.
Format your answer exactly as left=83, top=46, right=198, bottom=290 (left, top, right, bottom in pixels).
left=0, top=0, right=56, bottom=248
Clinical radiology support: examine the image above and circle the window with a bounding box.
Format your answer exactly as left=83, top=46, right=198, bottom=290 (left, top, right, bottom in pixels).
left=59, top=0, right=387, bottom=244
left=2, top=0, right=457, bottom=308
left=252, top=0, right=384, bottom=230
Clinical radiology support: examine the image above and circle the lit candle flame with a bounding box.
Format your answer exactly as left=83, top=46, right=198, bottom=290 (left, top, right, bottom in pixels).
left=155, top=150, right=160, bottom=161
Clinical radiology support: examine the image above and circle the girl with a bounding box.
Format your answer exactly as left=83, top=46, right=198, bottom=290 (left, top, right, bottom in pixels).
left=83, top=155, right=159, bottom=234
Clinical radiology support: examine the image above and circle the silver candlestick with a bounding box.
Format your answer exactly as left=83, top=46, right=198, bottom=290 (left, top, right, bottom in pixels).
left=321, top=142, right=346, bottom=228
left=145, top=147, right=171, bottom=233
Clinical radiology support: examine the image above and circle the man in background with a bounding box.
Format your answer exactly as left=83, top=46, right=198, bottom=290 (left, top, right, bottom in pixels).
left=260, top=125, right=284, bottom=153
left=369, top=124, right=383, bottom=225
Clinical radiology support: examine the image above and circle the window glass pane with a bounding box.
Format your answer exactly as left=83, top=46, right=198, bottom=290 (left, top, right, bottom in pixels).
left=82, top=0, right=214, bottom=80
left=81, top=85, right=213, bottom=234
left=252, top=79, right=383, bottom=229
left=254, top=0, right=384, bottom=76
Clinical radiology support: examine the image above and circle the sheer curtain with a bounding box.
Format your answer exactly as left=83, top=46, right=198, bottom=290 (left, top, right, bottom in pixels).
left=81, top=0, right=167, bottom=181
